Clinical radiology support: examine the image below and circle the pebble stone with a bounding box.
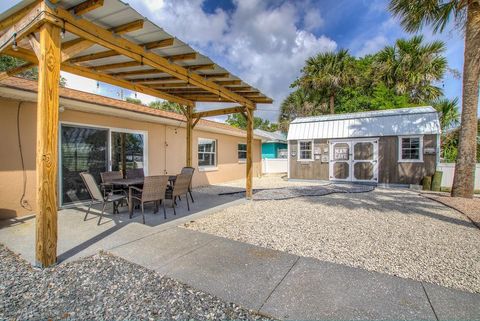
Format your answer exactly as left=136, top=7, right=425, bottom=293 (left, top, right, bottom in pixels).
left=0, top=244, right=272, bottom=321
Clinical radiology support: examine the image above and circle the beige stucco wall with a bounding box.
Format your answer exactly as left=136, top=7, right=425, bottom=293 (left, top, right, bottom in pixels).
left=0, top=98, right=261, bottom=219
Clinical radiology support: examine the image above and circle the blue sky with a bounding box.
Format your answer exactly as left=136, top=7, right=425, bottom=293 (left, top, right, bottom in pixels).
left=0, top=0, right=466, bottom=122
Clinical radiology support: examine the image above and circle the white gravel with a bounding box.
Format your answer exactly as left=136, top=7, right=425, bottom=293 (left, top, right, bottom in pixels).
left=0, top=244, right=270, bottom=321
left=185, top=178, right=480, bottom=294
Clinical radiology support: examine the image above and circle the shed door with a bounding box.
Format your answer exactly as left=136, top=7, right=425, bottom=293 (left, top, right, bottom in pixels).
left=329, top=139, right=378, bottom=183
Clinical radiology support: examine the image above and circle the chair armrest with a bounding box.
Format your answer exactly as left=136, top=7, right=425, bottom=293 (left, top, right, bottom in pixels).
left=129, top=186, right=143, bottom=193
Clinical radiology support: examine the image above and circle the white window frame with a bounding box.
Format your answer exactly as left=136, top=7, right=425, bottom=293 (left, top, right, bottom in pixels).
left=398, top=135, right=423, bottom=163
left=198, top=138, right=217, bottom=170
left=297, top=140, right=314, bottom=161
left=238, top=142, right=247, bottom=163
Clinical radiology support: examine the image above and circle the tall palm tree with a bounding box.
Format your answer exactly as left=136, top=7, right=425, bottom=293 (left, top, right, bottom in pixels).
left=432, top=97, right=460, bottom=131
left=390, top=0, right=480, bottom=198
left=298, top=49, right=356, bottom=114
left=278, top=88, right=323, bottom=132
left=374, top=36, right=447, bottom=103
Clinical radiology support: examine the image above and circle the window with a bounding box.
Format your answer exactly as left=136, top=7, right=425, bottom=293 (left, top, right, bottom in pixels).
left=198, top=138, right=216, bottom=167
left=238, top=143, right=247, bottom=161
left=399, top=136, right=423, bottom=162
left=298, top=140, right=313, bottom=160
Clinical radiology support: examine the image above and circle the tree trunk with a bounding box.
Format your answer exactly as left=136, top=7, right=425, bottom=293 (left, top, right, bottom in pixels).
left=329, top=94, right=335, bottom=114
left=452, top=2, right=480, bottom=198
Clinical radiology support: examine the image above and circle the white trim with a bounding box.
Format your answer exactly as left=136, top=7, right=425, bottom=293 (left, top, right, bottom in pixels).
left=287, top=142, right=290, bottom=178
left=398, top=135, right=424, bottom=163
left=237, top=142, right=247, bottom=162
left=198, top=137, right=217, bottom=167
left=297, top=140, right=314, bottom=161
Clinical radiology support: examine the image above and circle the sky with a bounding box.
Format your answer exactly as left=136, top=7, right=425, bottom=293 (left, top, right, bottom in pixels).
left=1, top=0, right=466, bottom=123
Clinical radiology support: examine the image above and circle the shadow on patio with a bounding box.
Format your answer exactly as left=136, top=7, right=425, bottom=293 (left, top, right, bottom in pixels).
left=0, top=184, right=245, bottom=265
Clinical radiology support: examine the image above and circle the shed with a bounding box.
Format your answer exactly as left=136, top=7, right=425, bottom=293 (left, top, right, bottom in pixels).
left=287, top=106, right=441, bottom=185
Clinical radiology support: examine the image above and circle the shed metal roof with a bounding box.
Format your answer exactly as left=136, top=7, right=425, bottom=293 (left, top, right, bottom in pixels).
left=287, top=106, right=441, bottom=140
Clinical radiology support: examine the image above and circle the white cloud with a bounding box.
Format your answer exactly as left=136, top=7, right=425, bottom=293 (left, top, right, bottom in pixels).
left=130, top=0, right=337, bottom=121
left=356, top=35, right=388, bottom=57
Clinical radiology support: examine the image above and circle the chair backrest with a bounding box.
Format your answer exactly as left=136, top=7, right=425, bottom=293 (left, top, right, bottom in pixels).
left=172, top=173, right=191, bottom=197
left=141, top=175, right=169, bottom=202
left=126, top=168, right=144, bottom=179
left=100, top=171, right=122, bottom=183
left=80, top=172, right=104, bottom=201
left=180, top=167, right=195, bottom=188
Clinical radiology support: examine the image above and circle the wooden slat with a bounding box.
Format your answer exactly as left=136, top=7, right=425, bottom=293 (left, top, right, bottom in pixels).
left=187, top=64, right=215, bottom=71
left=70, top=0, right=104, bottom=15
left=5, top=47, right=194, bottom=106
left=35, top=23, right=61, bottom=268
left=45, top=5, right=256, bottom=107
left=132, top=72, right=230, bottom=84
left=192, top=106, right=245, bottom=118
left=110, top=69, right=167, bottom=77
left=70, top=51, right=196, bottom=64
left=144, top=38, right=175, bottom=50
left=62, top=20, right=145, bottom=61
left=93, top=61, right=141, bottom=71
left=151, top=82, right=189, bottom=88
left=110, top=19, right=144, bottom=34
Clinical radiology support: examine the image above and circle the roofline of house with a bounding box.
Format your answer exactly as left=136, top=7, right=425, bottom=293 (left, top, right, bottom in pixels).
left=0, top=78, right=263, bottom=140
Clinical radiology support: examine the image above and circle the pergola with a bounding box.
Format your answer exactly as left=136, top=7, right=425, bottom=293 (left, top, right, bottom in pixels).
left=0, top=0, right=272, bottom=267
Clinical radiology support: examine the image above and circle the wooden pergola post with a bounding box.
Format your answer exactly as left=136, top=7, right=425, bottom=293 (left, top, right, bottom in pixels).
left=246, top=106, right=254, bottom=199
left=186, top=104, right=194, bottom=167
left=35, top=22, right=62, bottom=268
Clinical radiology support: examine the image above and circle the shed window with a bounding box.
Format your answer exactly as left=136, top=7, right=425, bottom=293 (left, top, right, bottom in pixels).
left=298, top=140, right=313, bottom=160
left=399, top=136, right=423, bottom=162
left=198, top=138, right=216, bottom=167
left=238, top=143, right=247, bottom=160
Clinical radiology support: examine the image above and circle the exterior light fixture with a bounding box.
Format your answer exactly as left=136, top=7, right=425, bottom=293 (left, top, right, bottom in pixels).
left=12, top=33, right=18, bottom=51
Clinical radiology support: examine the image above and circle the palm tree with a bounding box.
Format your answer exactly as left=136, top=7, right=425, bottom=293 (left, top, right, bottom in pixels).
left=298, top=49, right=356, bottom=114
left=374, top=35, right=447, bottom=103
left=432, top=97, right=460, bottom=131
left=389, top=0, right=480, bottom=198
left=278, top=88, right=323, bottom=132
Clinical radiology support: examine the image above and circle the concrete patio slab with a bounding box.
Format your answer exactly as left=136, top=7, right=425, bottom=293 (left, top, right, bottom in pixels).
left=162, top=234, right=298, bottom=311
left=259, top=257, right=437, bottom=320
left=423, top=283, right=480, bottom=320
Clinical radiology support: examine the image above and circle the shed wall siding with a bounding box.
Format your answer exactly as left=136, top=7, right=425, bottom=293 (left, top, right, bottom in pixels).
left=288, top=135, right=437, bottom=184
left=0, top=98, right=261, bottom=219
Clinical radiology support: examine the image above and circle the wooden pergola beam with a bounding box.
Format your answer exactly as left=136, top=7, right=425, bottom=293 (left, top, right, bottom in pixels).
left=0, top=2, right=47, bottom=56
left=109, top=63, right=214, bottom=78
left=0, top=0, right=41, bottom=31
left=110, top=19, right=144, bottom=34
left=5, top=47, right=194, bottom=106
left=131, top=73, right=230, bottom=84
left=246, top=106, right=254, bottom=199
left=70, top=0, right=104, bottom=15
left=44, top=5, right=255, bottom=107
left=192, top=106, right=245, bottom=119
left=93, top=61, right=141, bottom=71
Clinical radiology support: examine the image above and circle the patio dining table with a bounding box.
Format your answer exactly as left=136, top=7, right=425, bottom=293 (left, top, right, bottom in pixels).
left=106, top=176, right=178, bottom=217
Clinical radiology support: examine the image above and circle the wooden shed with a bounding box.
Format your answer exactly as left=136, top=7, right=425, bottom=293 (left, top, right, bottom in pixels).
left=287, top=107, right=441, bottom=185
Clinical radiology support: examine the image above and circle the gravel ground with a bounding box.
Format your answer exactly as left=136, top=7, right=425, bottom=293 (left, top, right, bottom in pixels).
left=425, top=194, right=480, bottom=229
left=185, top=183, right=480, bottom=294
left=0, top=244, right=270, bottom=321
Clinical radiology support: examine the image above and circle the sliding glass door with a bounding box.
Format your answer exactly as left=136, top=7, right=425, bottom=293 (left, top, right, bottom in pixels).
left=61, top=125, right=108, bottom=204
left=60, top=124, right=147, bottom=206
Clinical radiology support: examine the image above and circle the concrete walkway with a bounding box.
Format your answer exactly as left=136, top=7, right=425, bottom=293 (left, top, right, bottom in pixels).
left=1, top=200, right=479, bottom=320
left=107, top=226, right=479, bottom=320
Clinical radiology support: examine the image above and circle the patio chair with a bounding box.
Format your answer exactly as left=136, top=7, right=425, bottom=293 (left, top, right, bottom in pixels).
left=180, top=166, right=195, bottom=203
left=80, top=172, right=127, bottom=225
left=100, top=171, right=124, bottom=198
left=126, top=168, right=144, bottom=179
left=129, top=175, right=169, bottom=223
left=166, top=173, right=191, bottom=215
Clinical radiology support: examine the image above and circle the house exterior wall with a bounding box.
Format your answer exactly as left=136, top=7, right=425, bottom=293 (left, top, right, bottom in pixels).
left=288, top=135, right=437, bottom=184
left=0, top=98, right=261, bottom=219
left=261, top=142, right=288, bottom=159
